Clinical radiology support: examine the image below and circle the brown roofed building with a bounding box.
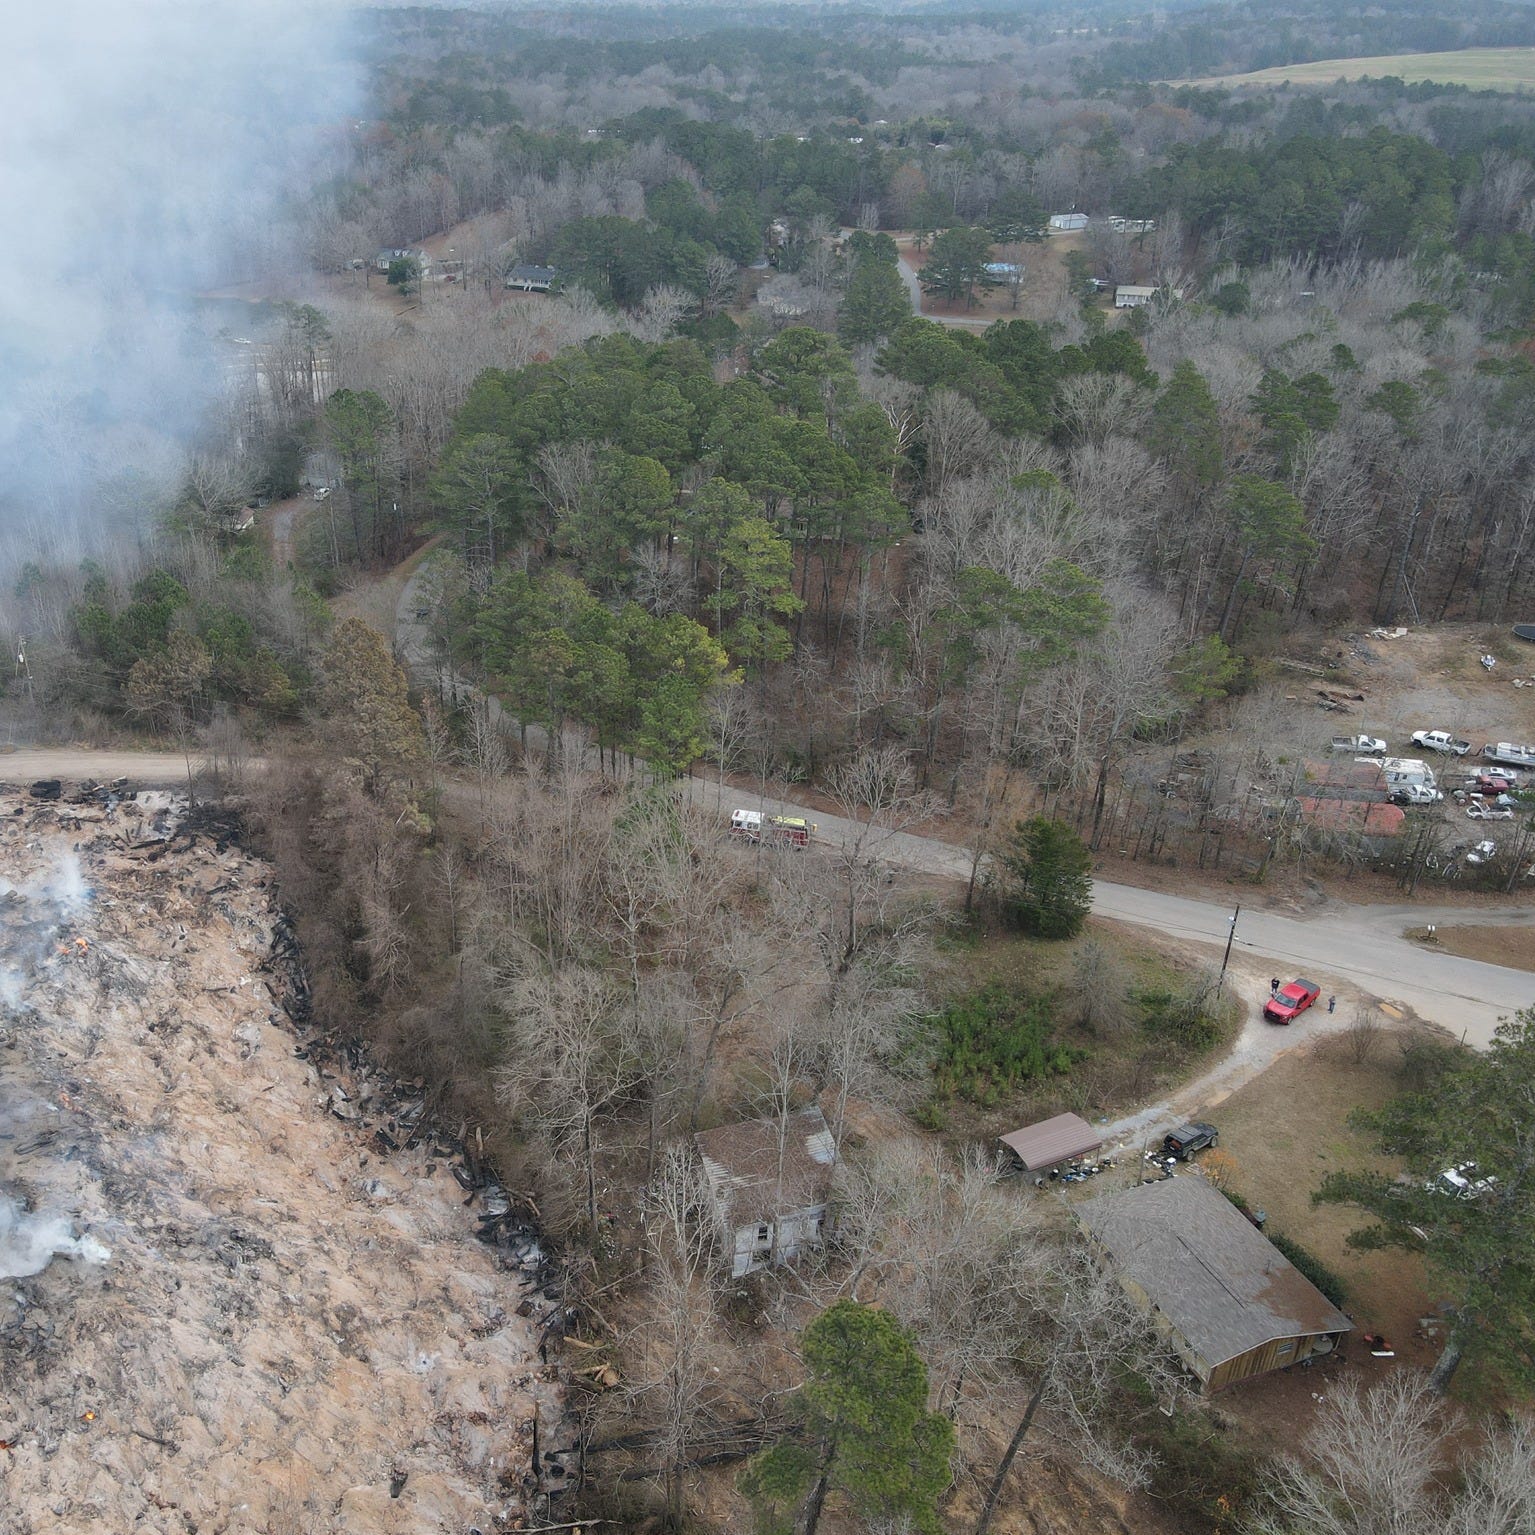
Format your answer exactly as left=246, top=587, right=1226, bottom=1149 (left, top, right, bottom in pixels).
left=1076, top=1175, right=1351, bottom=1391
left=999, top=1112, right=1102, bottom=1179
left=694, top=1107, right=838, bottom=1278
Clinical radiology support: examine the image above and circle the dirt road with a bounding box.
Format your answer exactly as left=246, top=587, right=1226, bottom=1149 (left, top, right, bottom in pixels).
left=0, top=748, right=201, bottom=785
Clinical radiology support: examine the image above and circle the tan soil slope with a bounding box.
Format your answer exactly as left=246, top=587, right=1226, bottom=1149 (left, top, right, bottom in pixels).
left=0, top=790, right=558, bottom=1535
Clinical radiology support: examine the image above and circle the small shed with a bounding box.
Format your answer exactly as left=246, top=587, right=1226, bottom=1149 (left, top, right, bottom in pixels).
left=1077, top=1176, right=1351, bottom=1391
left=694, top=1107, right=838, bottom=1278
left=1049, top=212, right=1088, bottom=231
left=999, top=1112, right=1102, bottom=1176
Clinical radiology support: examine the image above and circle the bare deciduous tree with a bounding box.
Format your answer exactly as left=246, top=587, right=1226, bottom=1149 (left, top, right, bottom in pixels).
left=621, top=1141, right=723, bottom=1531
left=1069, top=936, right=1131, bottom=1034
left=1341, top=1003, right=1384, bottom=1066
left=497, top=965, right=643, bottom=1237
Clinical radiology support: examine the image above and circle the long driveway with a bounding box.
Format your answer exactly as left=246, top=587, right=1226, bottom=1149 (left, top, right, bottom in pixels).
left=896, top=253, right=990, bottom=329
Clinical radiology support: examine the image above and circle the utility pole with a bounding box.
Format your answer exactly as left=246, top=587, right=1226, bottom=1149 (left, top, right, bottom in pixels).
left=1219, top=902, right=1240, bottom=990
left=14, top=635, right=33, bottom=704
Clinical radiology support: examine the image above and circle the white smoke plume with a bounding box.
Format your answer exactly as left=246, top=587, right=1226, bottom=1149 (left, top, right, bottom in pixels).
left=0, top=0, right=360, bottom=576
left=0, top=1195, right=111, bottom=1281
left=0, top=852, right=90, bottom=1005
left=1, top=851, right=107, bottom=1277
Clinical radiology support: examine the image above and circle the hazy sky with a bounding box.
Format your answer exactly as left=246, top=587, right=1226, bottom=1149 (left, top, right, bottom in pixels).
left=0, top=1, right=359, bottom=573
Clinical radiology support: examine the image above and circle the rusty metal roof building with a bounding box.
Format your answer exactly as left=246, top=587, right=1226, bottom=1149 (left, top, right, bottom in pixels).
left=1077, top=1175, right=1351, bottom=1388
left=694, top=1107, right=837, bottom=1229
left=999, top=1112, right=1102, bottom=1172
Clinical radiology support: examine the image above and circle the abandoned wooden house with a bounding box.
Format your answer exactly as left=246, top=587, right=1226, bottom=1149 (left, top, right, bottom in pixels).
left=1076, top=1175, right=1352, bottom=1390
left=693, top=1107, right=838, bottom=1278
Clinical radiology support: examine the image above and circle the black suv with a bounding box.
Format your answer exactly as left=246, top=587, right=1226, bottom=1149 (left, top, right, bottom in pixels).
left=1162, top=1122, right=1218, bottom=1159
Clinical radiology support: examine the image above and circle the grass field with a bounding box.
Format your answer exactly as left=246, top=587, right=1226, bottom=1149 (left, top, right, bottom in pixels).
left=1188, top=46, right=1535, bottom=93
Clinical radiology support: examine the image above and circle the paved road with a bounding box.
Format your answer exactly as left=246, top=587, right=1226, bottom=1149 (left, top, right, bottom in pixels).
left=14, top=588, right=1532, bottom=1057
left=399, top=573, right=1535, bottom=1049
left=700, top=779, right=1532, bottom=1050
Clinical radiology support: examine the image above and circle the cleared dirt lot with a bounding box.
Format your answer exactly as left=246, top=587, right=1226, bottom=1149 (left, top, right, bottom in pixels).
left=1406, top=922, right=1535, bottom=971
left=897, top=229, right=1081, bottom=326
left=1236, top=622, right=1535, bottom=764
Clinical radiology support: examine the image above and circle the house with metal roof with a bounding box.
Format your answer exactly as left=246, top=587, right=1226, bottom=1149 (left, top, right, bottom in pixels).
left=694, top=1107, right=838, bottom=1278
left=1114, top=283, right=1185, bottom=308
left=999, top=1112, right=1102, bottom=1180
left=504, top=264, right=558, bottom=292
left=1076, top=1175, right=1351, bottom=1390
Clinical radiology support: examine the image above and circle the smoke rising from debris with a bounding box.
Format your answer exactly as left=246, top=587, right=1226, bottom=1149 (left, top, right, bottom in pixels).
left=1, top=851, right=108, bottom=1281
left=0, top=1195, right=111, bottom=1282
left=0, top=0, right=359, bottom=576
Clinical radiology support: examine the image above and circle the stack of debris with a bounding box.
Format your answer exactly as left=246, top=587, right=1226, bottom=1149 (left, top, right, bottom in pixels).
left=0, top=784, right=571, bottom=1534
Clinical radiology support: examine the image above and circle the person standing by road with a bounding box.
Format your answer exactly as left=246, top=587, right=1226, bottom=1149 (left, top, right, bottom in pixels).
left=1328, top=994, right=1336, bottom=1013
left=1270, top=978, right=1279, bottom=996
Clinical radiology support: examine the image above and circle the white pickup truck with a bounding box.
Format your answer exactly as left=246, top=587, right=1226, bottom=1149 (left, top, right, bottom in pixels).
left=1330, top=734, right=1387, bottom=755
left=1411, top=730, right=1473, bottom=756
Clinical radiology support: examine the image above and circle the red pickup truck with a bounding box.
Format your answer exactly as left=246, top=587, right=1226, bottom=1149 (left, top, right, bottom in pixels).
left=1265, top=979, right=1321, bottom=1024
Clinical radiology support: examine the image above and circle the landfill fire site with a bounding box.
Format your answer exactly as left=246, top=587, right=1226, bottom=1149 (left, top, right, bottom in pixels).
left=0, top=780, right=567, bottom=1534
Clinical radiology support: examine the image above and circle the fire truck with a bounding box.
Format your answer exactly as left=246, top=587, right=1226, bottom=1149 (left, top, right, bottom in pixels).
left=729, top=809, right=816, bottom=847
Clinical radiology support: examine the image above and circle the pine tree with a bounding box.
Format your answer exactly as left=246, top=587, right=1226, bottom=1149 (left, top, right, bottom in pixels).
left=1146, top=358, right=1223, bottom=491
left=319, top=617, right=424, bottom=794
left=995, top=817, right=1093, bottom=939
left=1316, top=1009, right=1535, bottom=1395
left=741, top=1301, right=954, bottom=1535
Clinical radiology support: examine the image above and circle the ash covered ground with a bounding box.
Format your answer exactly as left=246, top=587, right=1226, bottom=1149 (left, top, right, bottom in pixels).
left=0, top=786, right=562, bottom=1534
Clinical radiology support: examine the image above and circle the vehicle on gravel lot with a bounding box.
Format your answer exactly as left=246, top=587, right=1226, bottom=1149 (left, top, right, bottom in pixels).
left=1483, top=742, right=1535, bottom=769
left=1467, top=801, right=1514, bottom=821
left=1162, top=1122, right=1218, bottom=1159
left=1411, top=730, right=1474, bottom=756
left=1330, top=734, right=1387, bottom=755
left=1466, top=839, right=1499, bottom=865
left=1264, top=978, right=1321, bottom=1023
left=1382, top=757, right=1435, bottom=786
left=1389, top=783, right=1444, bottom=805
left=1473, top=770, right=1520, bottom=795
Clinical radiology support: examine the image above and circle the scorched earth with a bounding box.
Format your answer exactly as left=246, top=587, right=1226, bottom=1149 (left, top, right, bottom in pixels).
left=0, top=785, right=560, bottom=1534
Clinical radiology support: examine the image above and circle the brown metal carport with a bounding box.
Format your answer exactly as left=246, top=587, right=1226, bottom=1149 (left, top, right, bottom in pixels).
left=999, top=1112, right=1102, bottom=1173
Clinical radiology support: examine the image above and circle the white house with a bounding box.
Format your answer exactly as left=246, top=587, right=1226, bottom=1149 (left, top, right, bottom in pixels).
left=1114, top=284, right=1185, bottom=308
left=504, top=264, right=558, bottom=293
left=374, top=248, right=429, bottom=274
left=694, top=1107, right=838, bottom=1278
left=1049, top=212, right=1088, bottom=231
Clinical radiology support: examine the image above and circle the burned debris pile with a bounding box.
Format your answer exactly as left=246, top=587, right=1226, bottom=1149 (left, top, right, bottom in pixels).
left=0, top=781, right=569, bottom=1534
